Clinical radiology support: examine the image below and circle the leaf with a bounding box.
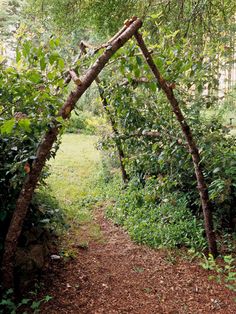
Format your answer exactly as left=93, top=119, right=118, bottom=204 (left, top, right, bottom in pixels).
left=0, top=55, right=6, bottom=64
left=16, top=48, right=21, bottom=63
left=49, top=52, right=60, bottom=65
left=0, top=119, right=15, bottom=134
left=49, top=39, right=56, bottom=49
left=56, top=116, right=64, bottom=124
left=6, top=288, right=14, bottom=295
left=22, top=41, right=31, bottom=58
left=54, top=38, right=60, bottom=46
left=58, top=58, right=65, bottom=70
left=47, top=72, right=55, bottom=80
left=134, top=67, right=141, bottom=78
left=136, top=55, right=142, bottom=66
left=213, top=167, right=220, bottom=174
left=18, top=118, right=31, bottom=132
left=30, top=300, right=41, bottom=310
left=27, top=71, right=41, bottom=83
left=150, top=13, right=162, bottom=19
left=148, top=82, right=157, bottom=92
left=40, top=57, right=46, bottom=71
left=154, top=57, right=164, bottom=69
left=44, top=295, right=53, bottom=302
left=20, top=298, right=31, bottom=305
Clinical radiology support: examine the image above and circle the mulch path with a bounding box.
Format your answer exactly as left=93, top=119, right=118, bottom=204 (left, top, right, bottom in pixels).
left=40, top=209, right=236, bottom=314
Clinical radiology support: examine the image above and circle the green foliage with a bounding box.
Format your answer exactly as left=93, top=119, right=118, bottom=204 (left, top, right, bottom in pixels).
left=200, top=254, right=236, bottom=293
left=0, top=33, right=67, bottom=258
left=30, top=189, right=66, bottom=231
left=14, top=1, right=235, bottom=256
left=22, top=0, right=145, bottom=39
left=0, top=287, right=52, bottom=314
left=98, top=20, right=236, bottom=232
left=107, top=178, right=206, bottom=250
left=66, top=111, right=106, bottom=135
left=22, top=0, right=236, bottom=46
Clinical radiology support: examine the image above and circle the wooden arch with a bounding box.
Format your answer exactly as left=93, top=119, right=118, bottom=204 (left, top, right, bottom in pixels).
left=2, top=17, right=217, bottom=290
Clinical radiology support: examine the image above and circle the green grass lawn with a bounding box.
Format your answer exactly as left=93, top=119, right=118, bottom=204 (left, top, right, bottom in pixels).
left=46, top=133, right=102, bottom=228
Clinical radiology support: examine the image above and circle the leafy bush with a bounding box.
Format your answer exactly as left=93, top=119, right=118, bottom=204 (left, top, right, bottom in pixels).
left=99, top=30, right=236, bottom=233
left=0, top=35, right=67, bottom=261
left=101, top=80, right=236, bottom=230
left=107, top=178, right=206, bottom=250
left=28, top=189, right=66, bottom=232
left=66, top=111, right=106, bottom=135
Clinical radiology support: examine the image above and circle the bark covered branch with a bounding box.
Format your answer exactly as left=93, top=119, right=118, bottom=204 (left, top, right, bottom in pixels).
left=2, top=17, right=142, bottom=289
left=134, top=31, right=218, bottom=257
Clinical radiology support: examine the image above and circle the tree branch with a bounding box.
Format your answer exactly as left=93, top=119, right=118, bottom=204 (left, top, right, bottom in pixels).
left=134, top=31, right=218, bottom=257
left=2, top=17, right=142, bottom=289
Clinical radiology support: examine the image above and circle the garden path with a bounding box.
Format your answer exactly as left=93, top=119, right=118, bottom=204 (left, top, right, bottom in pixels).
left=40, top=134, right=236, bottom=313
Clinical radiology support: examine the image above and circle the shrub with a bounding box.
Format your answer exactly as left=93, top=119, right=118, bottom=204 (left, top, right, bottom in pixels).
left=107, top=178, right=206, bottom=250
left=0, top=35, right=66, bottom=263
left=66, top=111, right=106, bottom=135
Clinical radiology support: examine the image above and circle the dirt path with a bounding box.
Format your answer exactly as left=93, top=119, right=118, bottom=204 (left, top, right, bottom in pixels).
left=41, top=208, right=236, bottom=314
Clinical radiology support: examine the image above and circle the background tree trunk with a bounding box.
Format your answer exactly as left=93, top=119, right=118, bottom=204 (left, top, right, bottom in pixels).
left=79, top=42, right=129, bottom=183
left=97, top=84, right=129, bottom=183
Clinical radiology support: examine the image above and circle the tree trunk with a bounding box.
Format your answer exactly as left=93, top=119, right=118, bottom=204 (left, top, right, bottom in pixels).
left=2, top=17, right=142, bottom=289
left=134, top=31, right=218, bottom=257
left=1, top=126, right=60, bottom=288
left=97, top=84, right=129, bottom=183
left=79, top=42, right=129, bottom=183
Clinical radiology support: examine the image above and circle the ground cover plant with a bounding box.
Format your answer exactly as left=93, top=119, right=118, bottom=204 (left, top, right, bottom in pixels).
left=0, top=0, right=236, bottom=311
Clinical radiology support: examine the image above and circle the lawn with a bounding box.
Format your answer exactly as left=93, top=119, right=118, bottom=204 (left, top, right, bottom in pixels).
left=46, top=133, right=101, bottom=224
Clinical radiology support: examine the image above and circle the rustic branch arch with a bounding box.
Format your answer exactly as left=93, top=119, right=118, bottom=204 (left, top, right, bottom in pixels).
left=2, top=16, right=217, bottom=290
